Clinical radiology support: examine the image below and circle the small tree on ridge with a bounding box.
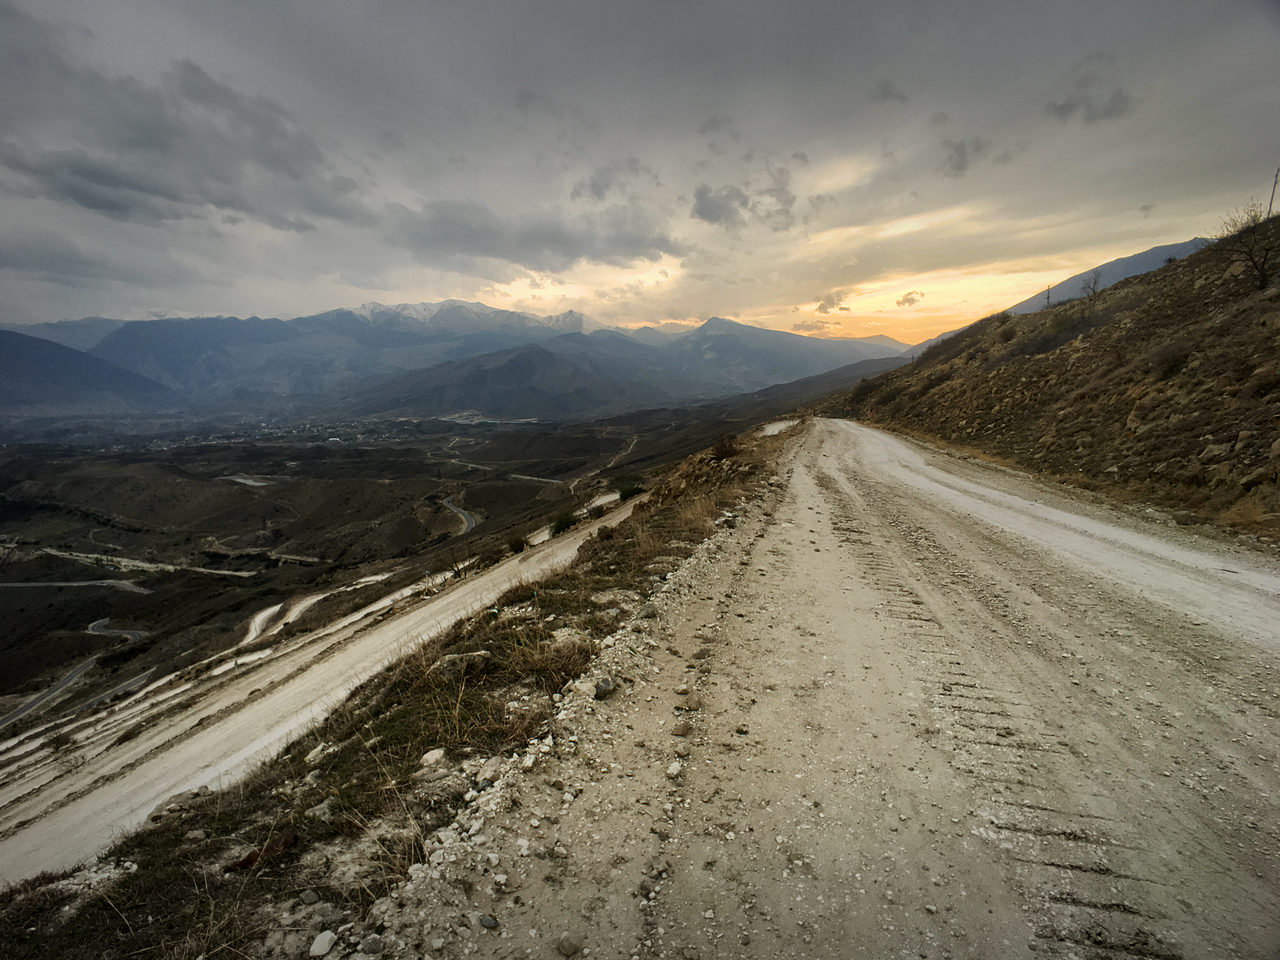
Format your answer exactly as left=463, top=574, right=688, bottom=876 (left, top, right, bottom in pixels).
left=1217, top=199, right=1276, bottom=290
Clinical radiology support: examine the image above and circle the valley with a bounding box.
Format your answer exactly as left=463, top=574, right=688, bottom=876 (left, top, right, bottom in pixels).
left=3, top=421, right=1276, bottom=960
left=2, top=3, right=1276, bottom=956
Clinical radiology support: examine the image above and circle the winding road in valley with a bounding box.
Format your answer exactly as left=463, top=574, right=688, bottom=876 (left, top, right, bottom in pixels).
left=441, top=494, right=477, bottom=534
left=0, top=499, right=641, bottom=885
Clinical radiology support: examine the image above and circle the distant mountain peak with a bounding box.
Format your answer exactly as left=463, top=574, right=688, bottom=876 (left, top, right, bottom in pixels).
left=700, top=316, right=745, bottom=331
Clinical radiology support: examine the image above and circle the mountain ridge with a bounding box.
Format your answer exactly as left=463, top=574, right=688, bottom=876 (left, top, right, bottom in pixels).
left=826, top=220, right=1280, bottom=532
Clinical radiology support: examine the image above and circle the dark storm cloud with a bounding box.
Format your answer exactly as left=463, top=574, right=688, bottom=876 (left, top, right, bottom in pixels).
left=753, top=164, right=797, bottom=232
left=0, top=229, right=189, bottom=286
left=940, top=137, right=989, bottom=178
left=1046, top=86, right=1135, bottom=124
left=871, top=79, right=909, bottom=103
left=691, top=164, right=796, bottom=232
left=1, top=0, right=1275, bottom=327
left=697, top=115, right=737, bottom=138
left=1046, top=55, right=1137, bottom=124
left=0, top=5, right=370, bottom=231
left=387, top=199, right=681, bottom=273
left=571, top=158, right=660, bottom=202
left=691, top=184, right=751, bottom=228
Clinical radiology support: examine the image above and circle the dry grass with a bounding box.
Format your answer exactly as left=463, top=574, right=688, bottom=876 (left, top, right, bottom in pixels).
left=0, top=428, right=772, bottom=959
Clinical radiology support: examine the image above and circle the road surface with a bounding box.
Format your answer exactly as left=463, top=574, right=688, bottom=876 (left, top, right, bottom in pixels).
left=0, top=658, right=98, bottom=730
left=362, top=419, right=1280, bottom=960
left=441, top=494, right=477, bottom=534
left=634, top=420, right=1280, bottom=959
left=0, top=498, right=641, bottom=885
left=86, top=619, right=147, bottom=642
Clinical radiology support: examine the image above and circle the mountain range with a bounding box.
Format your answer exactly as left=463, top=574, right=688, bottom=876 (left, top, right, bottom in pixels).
left=0, top=236, right=1210, bottom=429
left=0, top=304, right=906, bottom=425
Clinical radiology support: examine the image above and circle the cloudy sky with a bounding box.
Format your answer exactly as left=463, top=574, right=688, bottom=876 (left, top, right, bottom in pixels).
left=2, top=0, right=1277, bottom=342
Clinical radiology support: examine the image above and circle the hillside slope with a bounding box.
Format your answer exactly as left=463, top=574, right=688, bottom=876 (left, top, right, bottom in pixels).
left=0, top=330, right=181, bottom=417
left=1005, top=237, right=1207, bottom=314
left=827, top=219, right=1280, bottom=533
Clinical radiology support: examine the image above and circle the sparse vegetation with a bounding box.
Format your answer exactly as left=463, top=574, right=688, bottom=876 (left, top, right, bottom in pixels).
left=1217, top=199, right=1277, bottom=290
left=710, top=433, right=741, bottom=460
left=830, top=220, right=1280, bottom=538
left=550, top=510, right=577, bottom=536
left=0, top=431, right=773, bottom=960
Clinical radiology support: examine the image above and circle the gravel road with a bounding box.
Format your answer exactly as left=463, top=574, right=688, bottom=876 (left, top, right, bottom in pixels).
left=633, top=419, right=1280, bottom=959
left=0, top=500, right=640, bottom=885
left=360, top=419, right=1279, bottom=960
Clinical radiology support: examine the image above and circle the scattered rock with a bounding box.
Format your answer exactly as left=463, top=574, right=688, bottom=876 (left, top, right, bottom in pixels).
left=557, top=932, right=584, bottom=956
left=420, top=747, right=446, bottom=769
left=666, top=761, right=683, bottom=779
left=427, top=650, right=492, bottom=681
left=1198, top=443, right=1232, bottom=464
left=683, top=693, right=703, bottom=711
left=309, top=931, right=338, bottom=957
left=593, top=675, right=618, bottom=699
left=305, top=798, right=339, bottom=823
left=184, top=829, right=207, bottom=842
left=672, top=720, right=692, bottom=736
left=637, top=602, right=658, bottom=619
left=477, top=756, right=503, bottom=785
left=1241, top=465, right=1274, bottom=489
left=358, top=934, right=385, bottom=955
left=304, top=743, right=330, bottom=765
left=300, top=889, right=320, bottom=905
left=479, top=914, right=498, bottom=929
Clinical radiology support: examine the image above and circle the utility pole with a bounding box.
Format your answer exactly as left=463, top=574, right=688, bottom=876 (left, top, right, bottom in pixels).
left=1268, top=165, right=1279, bottom=219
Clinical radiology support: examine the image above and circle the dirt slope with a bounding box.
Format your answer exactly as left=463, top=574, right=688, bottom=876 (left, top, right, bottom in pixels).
left=256, top=419, right=1279, bottom=960
left=827, top=219, right=1280, bottom=536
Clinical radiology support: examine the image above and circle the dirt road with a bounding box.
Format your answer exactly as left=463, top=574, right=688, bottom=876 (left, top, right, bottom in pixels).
left=366, top=419, right=1279, bottom=960
left=643, top=419, right=1280, bottom=958
left=0, top=501, right=640, bottom=886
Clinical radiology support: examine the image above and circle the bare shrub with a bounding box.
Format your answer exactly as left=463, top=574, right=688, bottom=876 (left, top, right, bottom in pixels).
left=1217, top=199, right=1276, bottom=290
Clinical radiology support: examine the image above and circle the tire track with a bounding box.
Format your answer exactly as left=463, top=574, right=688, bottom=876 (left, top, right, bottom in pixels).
left=804, top=422, right=1277, bottom=959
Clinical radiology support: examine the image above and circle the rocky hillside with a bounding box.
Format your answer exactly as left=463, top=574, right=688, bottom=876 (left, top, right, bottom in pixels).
left=826, top=217, right=1280, bottom=533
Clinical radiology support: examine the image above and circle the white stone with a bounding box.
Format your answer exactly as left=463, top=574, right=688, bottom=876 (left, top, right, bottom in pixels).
left=309, top=930, right=338, bottom=957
